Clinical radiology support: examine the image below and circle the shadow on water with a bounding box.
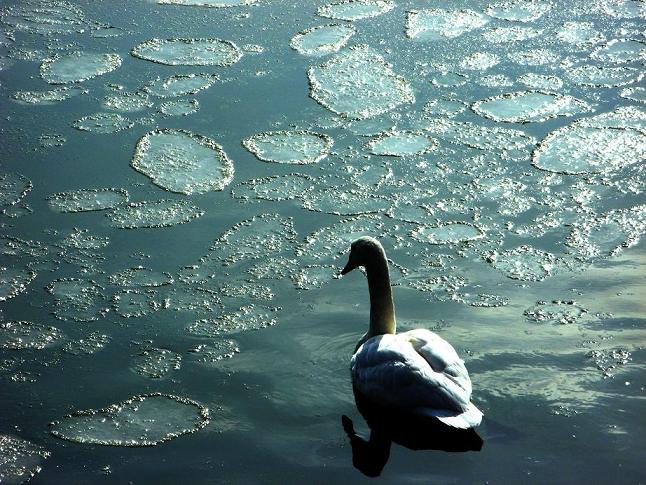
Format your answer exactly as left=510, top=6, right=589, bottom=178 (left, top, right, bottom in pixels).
left=342, top=388, right=483, bottom=477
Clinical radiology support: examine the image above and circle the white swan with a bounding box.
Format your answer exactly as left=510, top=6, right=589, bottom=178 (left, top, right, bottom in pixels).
left=341, top=236, right=483, bottom=429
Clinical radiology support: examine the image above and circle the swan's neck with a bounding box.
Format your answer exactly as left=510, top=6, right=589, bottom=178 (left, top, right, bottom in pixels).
left=366, top=257, right=396, bottom=338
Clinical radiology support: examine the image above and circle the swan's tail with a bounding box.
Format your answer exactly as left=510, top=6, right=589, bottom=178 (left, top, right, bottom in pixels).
left=415, top=402, right=483, bottom=429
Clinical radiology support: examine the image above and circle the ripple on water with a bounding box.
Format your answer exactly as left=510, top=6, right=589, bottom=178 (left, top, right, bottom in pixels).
left=49, top=393, right=210, bottom=446
left=40, top=52, right=122, bottom=84
left=405, top=8, right=489, bottom=40
left=242, top=130, right=333, bottom=164
left=307, top=44, right=414, bottom=119
left=290, top=24, right=355, bottom=56
left=106, top=200, right=204, bottom=229
left=131, top=129, right=234, bottom=195
left=131, top=38, right=242, bottom=66
left=0, top=435, right=50, bottom=484
left=317, top=0, right=394, bottom=21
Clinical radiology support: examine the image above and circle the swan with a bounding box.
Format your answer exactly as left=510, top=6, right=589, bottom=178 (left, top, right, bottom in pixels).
left=340, top=236, right=483, bottom=429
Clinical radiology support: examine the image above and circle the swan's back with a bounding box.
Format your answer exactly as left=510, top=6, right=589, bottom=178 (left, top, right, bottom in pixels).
left=351, top=329, right=482, bottom=428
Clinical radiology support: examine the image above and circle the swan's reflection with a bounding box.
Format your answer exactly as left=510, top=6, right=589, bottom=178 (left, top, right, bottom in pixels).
left=343, top=388, right=483, bottom=477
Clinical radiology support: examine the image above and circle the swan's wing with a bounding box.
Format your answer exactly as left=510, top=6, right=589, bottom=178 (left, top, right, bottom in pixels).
left=351, top=334, right=471, bottom=413
left=415, top=402, right=483, bottom=429
left=402, top=329, right=473, bottom=397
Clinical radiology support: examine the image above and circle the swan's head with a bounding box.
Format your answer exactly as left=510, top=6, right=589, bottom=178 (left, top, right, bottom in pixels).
left=341, top=236, right=386, bottom=275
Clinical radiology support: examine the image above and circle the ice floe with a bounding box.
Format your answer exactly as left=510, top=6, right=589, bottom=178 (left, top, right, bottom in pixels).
left=242, top=130, right=333, bottom=164
left=131, top=129, right=234, bottom=195
left=40, top=52, right=122, bottom=84
left=290, top=24, right=355, bottom=56
left=106, top=200, right=204, bottom=229
left=131, top=38, right=242, bottom=66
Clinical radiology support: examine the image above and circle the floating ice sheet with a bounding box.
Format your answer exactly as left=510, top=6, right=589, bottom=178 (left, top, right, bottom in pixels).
left=599, top=0, right=646, bottom=19
left=405, top=9, right=489, bottom=40
left=210, top=214, right=297, bottom=265
left=485, top=1, right=552, bottom=22
left=131, top=129, right=234, bottom=195
left=0, top=321, right=62, bottom=350
left=620, top=86, right=646, bottom=103
left=290, top=24, right=355, bottom=56
left=46, top=278, right=106, bottom=322
left=524, top=300, right=587, bottom=325
left=63, top=332, right=110, bottom=355
left=144, top=73, right=218, bottom=98
left=133, top=348, right=181, bottom=379
left=556, top=21, right=604, bottom=45
left=113, top=289, right=157, bottom=318
left=159, top=99, right=199, bottom=116
left=532, top=124, right=646, bottom=174
left=471, top=91, right=592, bottom=123
left=412, top=222, right=484, bottom=245
left=291, top=265, right=337, bottom=290
left=72, top=113, right=133, bottom=133
left=40, top=52, right=122, bottom=84
left=102, top=92, right=153, bottom=112
left=486, top=246, right=558, bottom=281
left=317, top=0, right=394, bottom=21
left=367, top=131, right=437, bottom=156
left=131, top=38, right=242, bottom=66
left=47, top=188, right=128, bottom=213
left=421, top=119, right=536, bottom=152
left=242, top=130, right=333, bottom=164
left=232, top=174, right=314, bottom=201
left=508, top=48, right=560, bottom=66
left=422, top=98, right=466, bottom=117
left=2, top=0, right=87, bottom=35
left=517, top=73, right=563, bottom=91
left=0, top=435, right=50, bottom=484
left=0, top=267, right=35, bottom=302
left=482, top=26, right=542, bottom=43
left=302, top=186, right=389, bottom=216
left=188, top=341, right=240, bottom=364
left=431, top=71, right=467, bottom=87
left=158, top=0, right=257, bottom=5
left=106, top=200, right=204, bottom=229
left=0, top=173, right=31, bottom=207
left=11, top=86, right=86, bottom=105
left=187, top=305, right=278, bottom=336
left=59, top=229, right=109, bottom=251
left=590, top=39, right=646, bottom=64
left=49, top=393, right=209, bottom=446
left=566, top=65, right=643, bottom=87
left=307, top=44, right=414, bottom=119
left=459, top=52, right=500, bottom=70
left=109, top=267, right=173, bottom=287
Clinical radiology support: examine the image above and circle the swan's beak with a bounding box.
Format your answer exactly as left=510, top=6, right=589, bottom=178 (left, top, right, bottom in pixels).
left=340, top=259, right=356, bottom=276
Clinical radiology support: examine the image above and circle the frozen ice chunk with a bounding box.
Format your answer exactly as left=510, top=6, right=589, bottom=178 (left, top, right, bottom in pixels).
left=131, top=129, right=234, bottom=195
left=308, top=44, right=414, bottom=119
left=49, top=393, right=210, bottom=446
left=0, top=435, right=50, bottom=484
left=40, top=52, right=122, bottom=84
left=412, top=222, right=485, bottom=244
left=144, top=73, right=218, bottom=98
left=131, top=38, right=242, bottom=66
left=72, top=113, right=133, bottom=133
left=0, top=321, right=62, bottom=350
left=290, top=24, right=355, bottom=56
left=317, top=0, right=394, bottom=21
left=406, top=9, right=489, bottom=40
left=106, top=200, right=204, bottom=228
left=471, top=91, right=591, bottom=123
left=485, top=1, right=552, bottom=22
left=47, top=188, right=128, bottom=213
left=367, top=130, right=438, bottom=156
left=242, top=130, right=333, bottom=164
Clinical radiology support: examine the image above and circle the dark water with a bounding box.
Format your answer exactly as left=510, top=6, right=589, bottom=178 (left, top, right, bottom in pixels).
left=1, top=0, right=645, bottom=483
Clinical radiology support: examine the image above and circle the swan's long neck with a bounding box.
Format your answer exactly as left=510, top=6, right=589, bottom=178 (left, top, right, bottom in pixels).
left=365, top=256, right=396, bottom=337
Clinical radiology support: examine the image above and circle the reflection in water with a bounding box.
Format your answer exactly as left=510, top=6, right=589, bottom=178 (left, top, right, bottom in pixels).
left=342, top=388, right=483, bottom=477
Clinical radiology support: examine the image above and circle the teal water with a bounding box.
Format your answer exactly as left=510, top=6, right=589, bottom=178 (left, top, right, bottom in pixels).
left=1, top=0, right=645, bottom=483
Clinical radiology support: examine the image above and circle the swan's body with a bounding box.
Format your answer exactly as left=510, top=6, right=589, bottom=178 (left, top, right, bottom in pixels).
left=341, top=236, right=483, bottom=429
